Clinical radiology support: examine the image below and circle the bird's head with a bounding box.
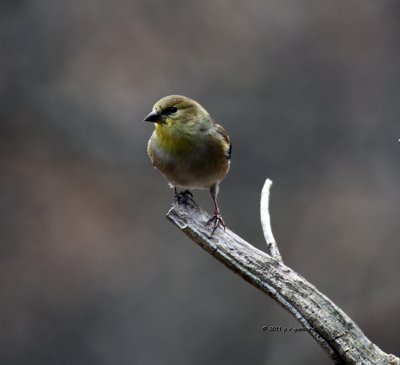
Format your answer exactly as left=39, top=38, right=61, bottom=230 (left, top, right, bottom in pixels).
left=144, top=95, right=213, bottom=135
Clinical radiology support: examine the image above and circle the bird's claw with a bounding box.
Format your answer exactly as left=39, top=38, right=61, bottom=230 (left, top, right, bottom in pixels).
left=174, top=189, right=198, bottom=207
left=207, top=211, right=226, bottom=235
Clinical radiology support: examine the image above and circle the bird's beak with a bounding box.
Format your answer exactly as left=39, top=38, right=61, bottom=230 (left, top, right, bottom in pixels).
left=144, top=110, right=163, bottom=123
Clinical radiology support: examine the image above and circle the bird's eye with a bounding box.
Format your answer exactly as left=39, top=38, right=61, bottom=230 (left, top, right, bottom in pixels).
left=166, top=106, right=177, bottom=114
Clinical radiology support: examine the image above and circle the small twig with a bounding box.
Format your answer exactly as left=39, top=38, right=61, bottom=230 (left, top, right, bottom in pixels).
left=260, top=179, right=282, bottom=261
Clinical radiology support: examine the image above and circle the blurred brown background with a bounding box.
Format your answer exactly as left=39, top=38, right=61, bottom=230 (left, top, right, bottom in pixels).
left=1, top=1, right=399, bottom=364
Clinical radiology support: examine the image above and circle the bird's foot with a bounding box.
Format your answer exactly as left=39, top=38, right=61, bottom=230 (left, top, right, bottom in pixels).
left=174, top=189, right=198, bottom=207
left=207, top=211, right=226, bottom=235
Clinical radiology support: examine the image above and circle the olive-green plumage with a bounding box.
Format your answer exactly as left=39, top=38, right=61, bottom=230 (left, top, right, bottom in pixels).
left=144, top=95, right=231, bottom=233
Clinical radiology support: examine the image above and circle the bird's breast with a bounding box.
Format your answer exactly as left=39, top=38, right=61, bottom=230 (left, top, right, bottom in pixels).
left=148, top=131, right=229, bottom=189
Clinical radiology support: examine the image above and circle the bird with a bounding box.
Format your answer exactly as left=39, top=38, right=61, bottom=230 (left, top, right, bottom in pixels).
left=144, top=95, right=231, bottom=234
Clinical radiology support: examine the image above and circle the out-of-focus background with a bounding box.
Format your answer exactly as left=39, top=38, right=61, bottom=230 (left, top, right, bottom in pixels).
left=1, top=1, right=399, bottom=364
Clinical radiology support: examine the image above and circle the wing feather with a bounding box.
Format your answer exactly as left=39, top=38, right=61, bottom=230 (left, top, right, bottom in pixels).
left=215, top=123, right=232, bottom=160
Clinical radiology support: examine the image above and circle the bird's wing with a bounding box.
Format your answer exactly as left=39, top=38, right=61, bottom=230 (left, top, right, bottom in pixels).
left=215, top=123, right=232, bottom=160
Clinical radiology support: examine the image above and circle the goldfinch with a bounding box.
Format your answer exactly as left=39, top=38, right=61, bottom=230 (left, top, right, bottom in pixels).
left=144, top=95, right=231, bottom=234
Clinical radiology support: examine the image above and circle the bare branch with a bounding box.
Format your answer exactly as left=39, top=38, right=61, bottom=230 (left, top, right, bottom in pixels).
left=260, top=179, right=282, bottom=261
left=166, top=195, right=399, bottom=365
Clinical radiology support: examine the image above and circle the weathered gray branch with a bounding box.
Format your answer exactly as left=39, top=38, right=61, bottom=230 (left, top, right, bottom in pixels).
left=166, top=183, right=399, bottom=365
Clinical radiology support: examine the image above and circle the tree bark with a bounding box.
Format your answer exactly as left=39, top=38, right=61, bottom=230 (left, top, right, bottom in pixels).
left=166, top=181, right=399, bottom=365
